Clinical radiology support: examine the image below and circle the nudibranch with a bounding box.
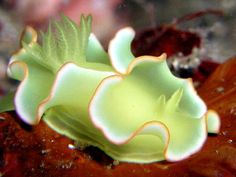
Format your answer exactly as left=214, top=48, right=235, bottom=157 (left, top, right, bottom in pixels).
left=6, top=15, right=220, bottom=163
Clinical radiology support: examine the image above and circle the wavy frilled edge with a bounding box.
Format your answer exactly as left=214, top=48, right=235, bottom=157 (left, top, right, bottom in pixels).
left=8, top=24, right=221, bottom=163
left=7, top=24, right=113, bottom=125
left=108, top=28, right=207, bottom=118
left=89, top=55, right=209, bottom=162
left=7, top=27, right=52, bottom=124
left=8, top=26, right=37, bottom=69
left=89, top=28, right=220, bottom=162
left=89, top=55, right=170, bottom=144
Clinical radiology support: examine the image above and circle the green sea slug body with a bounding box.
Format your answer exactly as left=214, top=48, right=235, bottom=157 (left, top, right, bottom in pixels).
left=5, top=15, right=220, bottom=163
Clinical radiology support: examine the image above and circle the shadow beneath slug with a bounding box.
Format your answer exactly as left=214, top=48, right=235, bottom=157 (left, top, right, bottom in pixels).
left=83, top=146, right=114, bottom=166
left=10, top=111, right=33, bottom=131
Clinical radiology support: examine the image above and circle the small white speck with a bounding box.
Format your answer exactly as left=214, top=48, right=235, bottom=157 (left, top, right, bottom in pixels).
left=113, top=160, right=120, bottom=166
left=41, top=149, right=51, bottom=154
left=68, top=144, right=76, bottom=150
left=216, top=86, right=224, bottom=93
